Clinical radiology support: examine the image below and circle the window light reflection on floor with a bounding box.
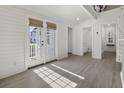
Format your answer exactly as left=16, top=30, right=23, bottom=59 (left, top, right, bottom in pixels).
left=33, top=67, right=77, bottom=88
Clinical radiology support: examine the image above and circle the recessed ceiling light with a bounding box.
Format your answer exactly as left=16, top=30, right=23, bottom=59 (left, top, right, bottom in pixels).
left=76, top=18, right=80, bottom=21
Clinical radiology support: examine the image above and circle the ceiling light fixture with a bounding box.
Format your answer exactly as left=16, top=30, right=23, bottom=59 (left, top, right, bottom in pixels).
left=93, top=5, right=107, bottom=13
left=76, top=18, right=80, bottom=21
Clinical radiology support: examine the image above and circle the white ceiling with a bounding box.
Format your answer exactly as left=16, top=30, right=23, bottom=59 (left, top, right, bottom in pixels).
left=17, top=5, right=91, bottom=25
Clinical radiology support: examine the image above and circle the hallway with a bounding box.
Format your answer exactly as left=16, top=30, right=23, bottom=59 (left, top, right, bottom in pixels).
left=0, top=52, right=122, bottom=88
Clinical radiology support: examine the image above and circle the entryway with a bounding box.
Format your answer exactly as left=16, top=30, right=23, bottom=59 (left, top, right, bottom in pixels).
left=101, top=24, right=116, bottom=59
left=28, top=18, right=57, bottom=67
left=82, top=26, right=92, bottom=57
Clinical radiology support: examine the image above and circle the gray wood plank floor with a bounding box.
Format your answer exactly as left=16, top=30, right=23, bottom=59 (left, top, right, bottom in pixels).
left=0, top=52, right=122, bottom=88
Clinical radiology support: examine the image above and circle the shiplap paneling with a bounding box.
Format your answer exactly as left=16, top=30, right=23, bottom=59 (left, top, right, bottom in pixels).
left=0, top=6, right=69, bottom=79
left=0, top=6, right=27, bottom=79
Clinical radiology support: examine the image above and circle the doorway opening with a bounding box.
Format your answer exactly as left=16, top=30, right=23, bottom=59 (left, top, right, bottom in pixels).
left=102, top=24, right=116, bottom=60
left=83, top=26, right=92, bottom=57
left=68, top=27, right=72, bottom=54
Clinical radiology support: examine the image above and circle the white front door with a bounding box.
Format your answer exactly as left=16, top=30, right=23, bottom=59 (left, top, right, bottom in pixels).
left=46, top=29, right=55, bottom=62
left=29, top=27, right=45, bottom=67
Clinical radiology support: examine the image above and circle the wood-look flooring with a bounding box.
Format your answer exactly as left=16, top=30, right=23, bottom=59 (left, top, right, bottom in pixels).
left=0, top=52, right=122, bottom=88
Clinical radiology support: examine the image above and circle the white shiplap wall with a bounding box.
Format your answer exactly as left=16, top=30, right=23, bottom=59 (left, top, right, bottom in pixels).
left=0, top=6, right=27, bottom=79
left=56, top=23, right=68, bottom=59
left=0, top=6, right=68, bottom=79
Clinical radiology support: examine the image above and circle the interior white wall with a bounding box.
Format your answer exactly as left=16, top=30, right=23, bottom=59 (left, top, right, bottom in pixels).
left=72, top=8, right=121, bottom=59
left=117, top=7, right=124, bottom=87
left=72, top=19, right=102, bottom=59
left=56, top=24, right=68, bottom=59
left=0, top=6, right=68, bottom=79
left=0, top=6, right=27, bottom=79
left=92, top=22, right=102, bottom=59
left=122, top=63, right=124, bottom=87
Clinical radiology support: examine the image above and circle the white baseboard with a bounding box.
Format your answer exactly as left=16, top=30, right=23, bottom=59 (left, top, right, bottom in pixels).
left=72, top=52, right=83, bottom=56
left=116, top=60, right=122, bottom=63
left=57, top=54, right=68, bottom=60
left=120, top=70, right=124, bottom=88
left=0, top=68, right=27, bottom=79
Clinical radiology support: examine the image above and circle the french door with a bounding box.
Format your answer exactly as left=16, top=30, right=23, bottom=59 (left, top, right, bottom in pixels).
left=46, top=29, right=56, bottom=62
left=29, top=26, right=45, bottom=67
left=28, top=19, right=57, bottom=67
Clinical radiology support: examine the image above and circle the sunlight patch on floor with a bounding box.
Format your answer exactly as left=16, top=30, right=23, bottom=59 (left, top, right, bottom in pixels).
left=33, top=67, right=77, bottom=88
left=51, top=64, right=85, bottom=80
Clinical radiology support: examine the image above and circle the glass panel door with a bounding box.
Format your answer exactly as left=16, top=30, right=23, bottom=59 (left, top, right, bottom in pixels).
left=46, top=29, right=55, bottom=62
left=29, top=26, right=44, bottom=67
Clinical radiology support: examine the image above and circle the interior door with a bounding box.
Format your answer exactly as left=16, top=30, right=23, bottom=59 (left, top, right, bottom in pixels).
left=29, top=27, right=45, bottom=67
left=46, top=29, right=55, bottom=62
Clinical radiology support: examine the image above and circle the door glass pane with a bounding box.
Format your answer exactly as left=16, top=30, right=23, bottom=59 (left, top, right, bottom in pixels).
left=46, top=29, right=55, bottom=61
left=29, top=26, right=42, bottom=60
